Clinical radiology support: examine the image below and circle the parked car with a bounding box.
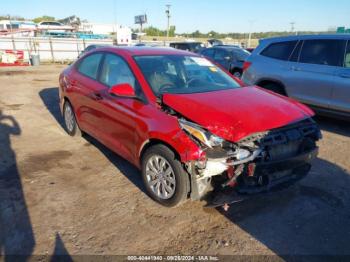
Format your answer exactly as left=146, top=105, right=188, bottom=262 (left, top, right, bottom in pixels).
left=59, top=47, right=321, bottom=207
left=207, top=39, right=223, bottom=47
left=242, top=34, right=350, bottom=118
left=201, top=46, right=250, bottom=77
left=245, top=48, right=255, bottom=53
left=169, top=42, right=204, bottom=53
left=77, top=45, right=107, bottom=58
left=37, top=21, right=74, bottom=33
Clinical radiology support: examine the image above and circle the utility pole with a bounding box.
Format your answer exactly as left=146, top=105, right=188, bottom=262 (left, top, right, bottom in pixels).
left=290, top=22, right=295, bottom=34
left=8, top=14, right=13, bottom=32
left=248, top=20, right=255, bottom=48
left=166, top=4, right=171, bottom=40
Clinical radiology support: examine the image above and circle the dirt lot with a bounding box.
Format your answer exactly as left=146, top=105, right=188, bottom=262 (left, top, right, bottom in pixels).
left=1, top=65, right=350, bottom=259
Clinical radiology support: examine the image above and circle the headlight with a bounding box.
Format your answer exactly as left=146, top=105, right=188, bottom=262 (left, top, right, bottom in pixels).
left=179, top=119, right=224, bottom=148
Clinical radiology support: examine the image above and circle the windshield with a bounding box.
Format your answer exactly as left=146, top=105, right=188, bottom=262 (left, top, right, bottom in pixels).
left=134, top=55, right=241, bottom=96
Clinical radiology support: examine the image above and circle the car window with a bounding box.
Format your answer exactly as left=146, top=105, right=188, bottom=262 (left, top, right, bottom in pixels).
left=202, top=49, right=215, bottom=58
left=100, top=54, right=136, bottom=88
left=134, top=55, right=241, bottom=96
left=344, top=41, right=350, bottom=68
left=77, top=53, right=103, bottom=80
left=299, top=40, right=346, bottom=67
left=289, top=41, right=303, bottom=62
left=214, top=49, right=228, bottom=60
left=233, top=49, right=250, bottom=61
left=261, top=41, right=297, bottom=61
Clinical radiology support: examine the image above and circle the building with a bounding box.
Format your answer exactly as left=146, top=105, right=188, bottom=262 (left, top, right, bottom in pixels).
left=0, top=20, right=36, bottom=37
left=80, top=23, right=132, bottom=45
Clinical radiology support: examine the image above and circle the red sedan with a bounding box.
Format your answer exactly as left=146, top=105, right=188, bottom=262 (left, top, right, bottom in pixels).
left=59, top=47, right=321, bottom=207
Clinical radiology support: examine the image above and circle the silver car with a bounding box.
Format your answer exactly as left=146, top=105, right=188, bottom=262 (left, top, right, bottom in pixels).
left=242, top=34, right=350, bottom=118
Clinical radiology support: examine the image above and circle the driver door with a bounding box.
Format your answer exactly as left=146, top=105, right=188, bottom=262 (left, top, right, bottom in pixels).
left=94, top=53, right=142, bottom=162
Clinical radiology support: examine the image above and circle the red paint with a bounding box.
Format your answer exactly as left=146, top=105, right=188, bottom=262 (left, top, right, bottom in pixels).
left=162, top=87, right=314, bottom=142
left=109, top=83, right=135, bottom=97
left=242, top=61, right=252, bottom=72
left=59, top=47, right=315, bottom=169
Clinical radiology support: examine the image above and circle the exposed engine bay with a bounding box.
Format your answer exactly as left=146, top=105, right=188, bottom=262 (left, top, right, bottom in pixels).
left=180, top=117, right=321, bottom=202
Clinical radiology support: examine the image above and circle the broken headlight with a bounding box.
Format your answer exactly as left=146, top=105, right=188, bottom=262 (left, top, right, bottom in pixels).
left=179, top=119, right=224, bottom=148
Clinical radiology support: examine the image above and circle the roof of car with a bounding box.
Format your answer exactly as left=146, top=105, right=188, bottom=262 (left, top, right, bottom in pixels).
left=170, top=42, right=202, bottom=44
left=261, top=34, right=350, bottom=43
left=95, top=46, right=198, bottom=56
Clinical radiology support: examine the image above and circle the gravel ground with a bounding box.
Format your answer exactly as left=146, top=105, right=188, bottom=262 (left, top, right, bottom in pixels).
left=0, top=65, right=350, bottom=259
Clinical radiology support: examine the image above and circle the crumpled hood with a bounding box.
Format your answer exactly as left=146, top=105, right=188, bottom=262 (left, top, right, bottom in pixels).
left=163, top=86, right=314, bottom=142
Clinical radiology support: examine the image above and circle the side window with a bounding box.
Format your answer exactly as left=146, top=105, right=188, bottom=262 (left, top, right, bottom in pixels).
left=344, top=41, right=350, bottom=68
left=77, top=53, right=103, bottom=79
left=100, top=54, right=136, bottom=88
left=299, top=40, right=346, bottom=67
left=261, top=41, right=297, bottom=61
left=289, top=41, right=302, bottom=62
left=202, top=49, right=215, bottom=58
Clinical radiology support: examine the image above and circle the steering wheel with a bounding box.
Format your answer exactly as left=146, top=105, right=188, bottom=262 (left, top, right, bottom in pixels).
left=159, top=83, right=176, bottom=93
left=187, top=76, right=203, bottom=87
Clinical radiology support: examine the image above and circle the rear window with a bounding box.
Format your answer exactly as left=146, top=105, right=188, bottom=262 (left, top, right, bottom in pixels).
left=345, top=42, right=350, bottom=68
left=299, top=39, right=346, bottom=67
left=201, top=49, right=215, bottom=58
left=261, top=41, right=297, bottom=61
left=77, top=53, right=103, bottom=79
left=233, top=49, right=250, bottom=61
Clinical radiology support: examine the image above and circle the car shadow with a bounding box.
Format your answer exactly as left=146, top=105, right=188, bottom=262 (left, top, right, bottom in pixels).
left=217, top=157, right=350, bottom=257
left=315, top=115, right=350, bottom=137
left=39, top=87, right=146, bottom=195
left=0, top=110, right=35, bottom=260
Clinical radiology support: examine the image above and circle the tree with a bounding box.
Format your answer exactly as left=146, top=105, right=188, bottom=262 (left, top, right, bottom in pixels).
left=33, top=16, right=56, bottom=23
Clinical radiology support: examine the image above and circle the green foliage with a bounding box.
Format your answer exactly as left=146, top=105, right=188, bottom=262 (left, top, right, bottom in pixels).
left=33, top=16, right=56, bottom=23
left=134, top=25, right=176, bottom=37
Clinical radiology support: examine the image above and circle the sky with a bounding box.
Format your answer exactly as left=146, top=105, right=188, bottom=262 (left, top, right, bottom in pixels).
left=2, top=0, right=350, bottom=33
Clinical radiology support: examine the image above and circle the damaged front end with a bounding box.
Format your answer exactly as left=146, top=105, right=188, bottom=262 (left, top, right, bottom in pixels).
left=179, top=118, right=322, bottom=205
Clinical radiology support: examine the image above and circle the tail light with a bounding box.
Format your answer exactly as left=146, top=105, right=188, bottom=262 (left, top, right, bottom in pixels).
left=243, top=61, right=252, bottom=72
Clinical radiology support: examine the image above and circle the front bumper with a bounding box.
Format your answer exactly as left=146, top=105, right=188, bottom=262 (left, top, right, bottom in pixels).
left=237, top=147, right=318, bottom=194
left=203, top=147, right=318, bottom=207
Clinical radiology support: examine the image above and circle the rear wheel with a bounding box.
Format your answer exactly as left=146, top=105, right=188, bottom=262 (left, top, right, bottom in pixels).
left=63, top=101, right=81, bottom=137
left=260, top=82, right=287, bottom=96
left=232, top=69, right=242, bottom=78
left=141, top=144, right=189, bottom=207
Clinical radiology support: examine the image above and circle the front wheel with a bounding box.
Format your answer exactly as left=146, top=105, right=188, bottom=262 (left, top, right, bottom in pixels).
left=141, top=145, right=189, bottom=207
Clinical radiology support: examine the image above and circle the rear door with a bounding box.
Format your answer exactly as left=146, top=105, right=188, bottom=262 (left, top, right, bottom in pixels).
left=286, top=39, right=346, bottom=108
left=69, top=53, right=104, bottom=137
left=332, top=40, right=350, bottom=113
left=213, top=48, right=231, bottom=70
left=201, top=48, right=215, bottom=60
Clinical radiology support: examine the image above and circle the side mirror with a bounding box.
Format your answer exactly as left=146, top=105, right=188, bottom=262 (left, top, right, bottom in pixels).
left=109, top=83, right=135, bottom=97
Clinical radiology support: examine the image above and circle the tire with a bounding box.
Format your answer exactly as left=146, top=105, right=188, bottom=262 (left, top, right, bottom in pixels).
left=141, top=144, right=189, bottom=207
left=232, top=70, right=242, bottom=78
left=63, top=101, right=82, bottom=137
left=261, top=83, right=287, bottom=96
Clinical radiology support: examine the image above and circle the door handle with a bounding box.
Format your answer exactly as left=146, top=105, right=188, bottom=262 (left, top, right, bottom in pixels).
left=90, top=92, right=103, bottom=101
left=339, top=73, right=350, bottom=78
left=291, top=66, right=301, bottom=71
